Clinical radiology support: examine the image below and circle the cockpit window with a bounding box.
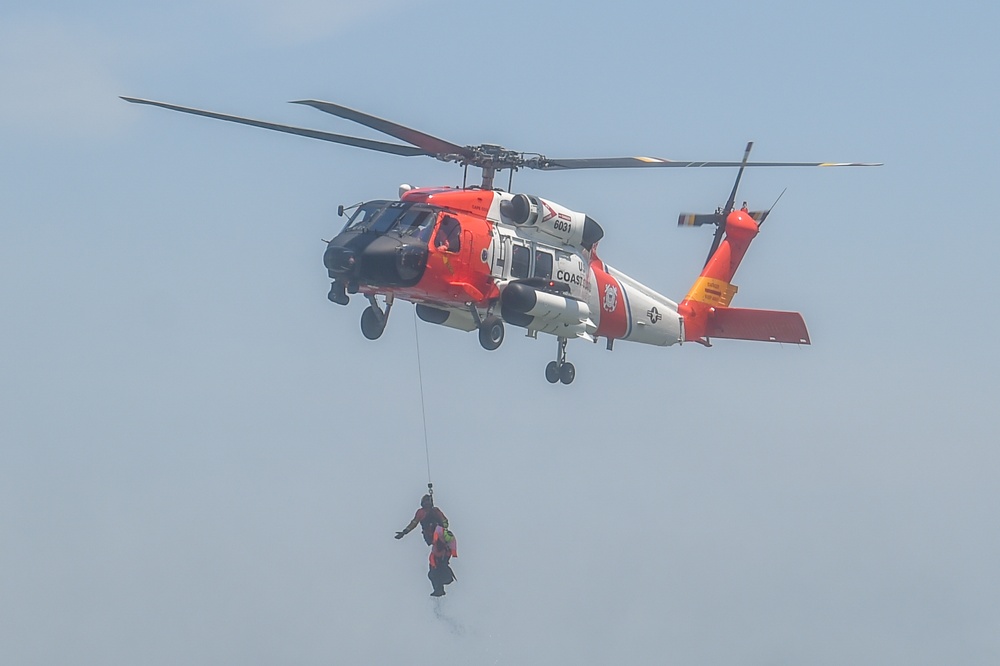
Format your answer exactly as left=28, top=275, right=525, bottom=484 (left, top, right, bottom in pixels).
left=397, top=209, right=435, bottom=242
left=342, top=200, right=437, bottom=242
left=371, top=204, right=407, bottom=233
left=344, top=200, right=391, bottom=231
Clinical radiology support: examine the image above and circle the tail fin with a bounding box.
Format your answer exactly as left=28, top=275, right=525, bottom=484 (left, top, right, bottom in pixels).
left=676, top=143, right=809, bottom=346
left=679, top=208, right=755, bottom=342
left=677, top=207, right=809, bottom=346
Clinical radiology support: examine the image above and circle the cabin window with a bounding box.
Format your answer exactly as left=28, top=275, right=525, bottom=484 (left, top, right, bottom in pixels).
left=533, top=250, right=553, bottom=280
left=434, top=215, right=461, bottom=253
left=511, top=244, right=530, bottom=278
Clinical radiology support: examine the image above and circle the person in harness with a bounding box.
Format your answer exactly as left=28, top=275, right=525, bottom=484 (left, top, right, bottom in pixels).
left=428, top=524, right=457, bottom=597
left=395, top=494, right=448, bottom=546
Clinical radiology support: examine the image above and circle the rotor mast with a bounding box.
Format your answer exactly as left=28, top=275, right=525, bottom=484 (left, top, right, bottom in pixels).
left=480, top=165, right=496, bottom=190
left=457, top=143, right=527, bottom=190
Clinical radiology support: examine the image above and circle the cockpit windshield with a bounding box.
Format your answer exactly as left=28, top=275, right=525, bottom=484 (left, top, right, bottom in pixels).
left=343, top=200, right=391, bottom=231
left=345, top=201, right=437, bottom=242
left=397, top=209, right=435, bottom=242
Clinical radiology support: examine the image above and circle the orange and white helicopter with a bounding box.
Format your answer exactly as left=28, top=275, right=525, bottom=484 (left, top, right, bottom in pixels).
left=123, top=97, right=879, bottom=384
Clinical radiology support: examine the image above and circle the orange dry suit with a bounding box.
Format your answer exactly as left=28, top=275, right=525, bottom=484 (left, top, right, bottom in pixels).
left=403, top=506, right=448, bottom=546
left=428, top=525, right=457, bottom=595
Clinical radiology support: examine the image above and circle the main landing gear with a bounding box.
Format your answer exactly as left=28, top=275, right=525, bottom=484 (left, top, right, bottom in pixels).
left=478, top=314, right=505, bottom=351
left=545, top=337, right=575, bottom=385
left=361, top=294, right=393, bottom=340
left=469, top=304, right=505, bottom=351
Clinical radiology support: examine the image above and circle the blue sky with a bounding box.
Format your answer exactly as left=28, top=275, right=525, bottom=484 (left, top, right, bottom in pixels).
left=2, top=1, right=999, bottom=664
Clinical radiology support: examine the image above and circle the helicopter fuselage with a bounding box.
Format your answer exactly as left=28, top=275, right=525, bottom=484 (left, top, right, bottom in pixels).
left=324, top=187, right=684, bottom=349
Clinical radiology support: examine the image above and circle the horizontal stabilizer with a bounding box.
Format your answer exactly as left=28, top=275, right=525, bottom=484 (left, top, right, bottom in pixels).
left=706, top=308, right=810, bottom=344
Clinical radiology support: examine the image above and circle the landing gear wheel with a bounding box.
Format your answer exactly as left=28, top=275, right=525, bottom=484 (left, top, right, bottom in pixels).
left=360, top=306, right=386, bottom=340
left=545, top=361, right=560, bottom=384
left=478, top=315, right=505, bottom=351
left=559, top=362, right=576, bottom=385
left=546, top=337, right=576, bottom=385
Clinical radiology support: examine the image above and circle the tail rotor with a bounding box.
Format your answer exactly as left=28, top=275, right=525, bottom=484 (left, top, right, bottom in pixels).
left=676, top=147, right=810, bottom=347
left=678, top=142, right=769, bottom=266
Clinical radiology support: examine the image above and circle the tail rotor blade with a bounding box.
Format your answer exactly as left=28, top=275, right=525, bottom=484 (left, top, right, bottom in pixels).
left=705, top=224, right=726, bottom=267
left=698, top=142, right=753, bottom=267
left=678, top=213, right=723, bottom=227
left=756, top=188, right=787, bottom=228
left=723, top=142, right=753, bottom=215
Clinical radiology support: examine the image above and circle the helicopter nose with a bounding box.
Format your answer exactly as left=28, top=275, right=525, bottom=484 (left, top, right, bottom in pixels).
left=324, top=243, right=357, bottom=278
left=324, top=235, right=428, bottom=287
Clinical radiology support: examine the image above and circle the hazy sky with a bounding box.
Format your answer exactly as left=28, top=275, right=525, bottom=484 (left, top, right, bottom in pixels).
left=2, top=1, right=999, bottom=664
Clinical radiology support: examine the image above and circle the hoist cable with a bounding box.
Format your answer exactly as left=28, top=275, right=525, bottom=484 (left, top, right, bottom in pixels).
left=412, top=309, right=433, bottom=488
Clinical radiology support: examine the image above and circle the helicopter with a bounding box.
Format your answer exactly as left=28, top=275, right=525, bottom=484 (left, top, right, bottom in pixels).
left=122, top=96, right=880, bottom=384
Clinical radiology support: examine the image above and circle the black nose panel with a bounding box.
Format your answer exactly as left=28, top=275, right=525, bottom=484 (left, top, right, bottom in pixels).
left=359, top=235, right=428, bottom=287
left=325, top=231, right=428, bottom=287
left=396, top=244, right=427, bottom=283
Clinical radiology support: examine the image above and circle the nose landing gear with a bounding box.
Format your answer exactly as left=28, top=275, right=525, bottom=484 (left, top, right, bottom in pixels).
left=545, top=337, right=575, bottom=385
left=360, top=294, right=393, bottom=340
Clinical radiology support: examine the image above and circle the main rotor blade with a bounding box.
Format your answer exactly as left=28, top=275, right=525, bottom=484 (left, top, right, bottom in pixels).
left=536, top=157, right=882, bottom=170
left=121, top=97, right=431, bottom=157
left=292, top=100, right=474, bottom=160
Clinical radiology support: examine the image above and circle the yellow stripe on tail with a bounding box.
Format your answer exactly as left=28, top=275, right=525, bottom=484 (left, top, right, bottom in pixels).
left=684, top=276, right=739, bottom=308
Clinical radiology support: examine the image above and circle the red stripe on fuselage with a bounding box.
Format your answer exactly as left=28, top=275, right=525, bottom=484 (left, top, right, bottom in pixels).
left=591, top=259, right=628, bottom=339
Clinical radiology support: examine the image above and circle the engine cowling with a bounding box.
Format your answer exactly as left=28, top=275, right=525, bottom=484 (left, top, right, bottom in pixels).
left=500, top=193, right=604, bottom=251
